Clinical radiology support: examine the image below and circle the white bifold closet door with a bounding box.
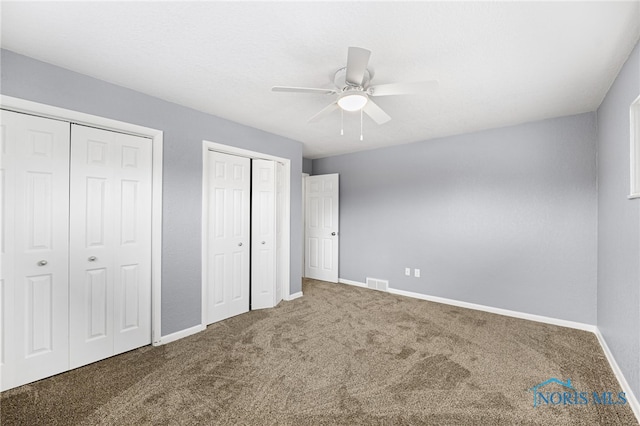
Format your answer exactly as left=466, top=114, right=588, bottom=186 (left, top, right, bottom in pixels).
left=275, top=161, right=285, bottom=305
left=250, top=159, right=285, bottom=310
left=69, top=124, right=152, bottom=369
left=206, top=153, right=284, bottom=323
left=206, top=151, right=251, bottom=324
left=251, top=159, right=277, bottom=310
left=0, top=110, right=71, bottom=390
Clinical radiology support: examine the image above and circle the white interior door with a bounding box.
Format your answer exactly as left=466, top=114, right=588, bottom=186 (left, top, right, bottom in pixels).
left=206, top=151, right=250, bottom=324
left=305, top=174, right=339, bottom=282
left=301, top=173, right=309, bottom=278
left=69, top=124, right=152, bottom=369
left=251, top=159, right=276, bottom=309
left=0, top=110, right=70, bottom=390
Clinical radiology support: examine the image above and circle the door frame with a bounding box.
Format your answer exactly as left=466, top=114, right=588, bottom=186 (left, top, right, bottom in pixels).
left=201, top=140, right=291, bottom=327
left=0, top=95, right=164, bottom=346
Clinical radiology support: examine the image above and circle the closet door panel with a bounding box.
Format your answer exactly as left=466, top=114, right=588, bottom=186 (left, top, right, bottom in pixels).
left=206, top=151, right=250, bottom=324
left=70, top=125, right=152, bottom=368
left=251, top=160, right=276, bottom=310
left=1, top=117, right=15, bottom=389
left=112, top=133, right=152, bottom=355
left=275, top=161, right=285, bottom=305
left=69, top=125, right=116, bottom=368
left=0, top=110, right=70, bottom=391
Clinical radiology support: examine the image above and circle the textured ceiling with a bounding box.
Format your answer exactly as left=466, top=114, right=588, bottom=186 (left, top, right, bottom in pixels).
left=2, top=1, right=639, bottom=158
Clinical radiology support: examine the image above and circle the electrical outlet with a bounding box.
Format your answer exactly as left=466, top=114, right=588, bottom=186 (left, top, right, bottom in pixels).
left=405, top=268, right=411, bottom=276
left=414, top=269, right=421, bottom=278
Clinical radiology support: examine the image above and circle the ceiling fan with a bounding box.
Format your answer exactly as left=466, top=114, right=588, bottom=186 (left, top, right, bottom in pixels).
left=272, top=46, right=438, bottom=137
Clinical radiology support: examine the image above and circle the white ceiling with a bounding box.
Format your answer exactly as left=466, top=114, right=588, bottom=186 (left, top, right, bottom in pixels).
left=2, top=1, right=639, bottom=159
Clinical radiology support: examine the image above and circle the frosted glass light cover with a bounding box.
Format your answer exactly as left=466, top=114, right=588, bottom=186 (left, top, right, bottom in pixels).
left=338, top=93, right=368, bottom=111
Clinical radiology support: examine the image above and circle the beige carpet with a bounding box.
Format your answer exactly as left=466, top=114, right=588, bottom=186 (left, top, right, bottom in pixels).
left=1, top=279, right=637, bottom=425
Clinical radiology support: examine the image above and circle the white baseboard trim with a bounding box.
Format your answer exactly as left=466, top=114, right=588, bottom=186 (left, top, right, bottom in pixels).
left=386, top=287, right=597, bottom=333
left=337, top=280, right=595, bottom=332
left=339, top=278, right=368, bottom=288
left=594, top=329, right=640, bottom=421
left=155, top=324, right=205, bottom=346
left=285, top=291, right=303, bottom=301
left=156, top=292, right=304, bottom=345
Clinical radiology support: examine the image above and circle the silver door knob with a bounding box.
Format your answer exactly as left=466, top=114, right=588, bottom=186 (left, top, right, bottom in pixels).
left=331, top=232, right=336, bottom=236
left=261, top=241, right=266, bottom=245
left=37, top=260, right=48, bottom=266
left=88, top=256, right=97, bottom=262
left=238, top=242, right=243, bottom=246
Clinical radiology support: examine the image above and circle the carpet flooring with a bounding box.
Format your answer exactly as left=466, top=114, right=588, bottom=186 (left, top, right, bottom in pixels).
left=1, top=278, right=637, bottom=425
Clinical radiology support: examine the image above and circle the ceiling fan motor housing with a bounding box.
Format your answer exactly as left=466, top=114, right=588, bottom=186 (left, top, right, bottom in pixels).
left=334, top=67, right=371, bottom=90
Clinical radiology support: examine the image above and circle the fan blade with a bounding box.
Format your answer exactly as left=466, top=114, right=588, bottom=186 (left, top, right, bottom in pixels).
left=308, top=102, right=339, bottom=123
left=345, top=47, right=371, bottom=86
left=272, top=86, right=336, bottom=95
left=363, top=100, right=391, bottom=125
left=368, top=80, right=439, bottom=97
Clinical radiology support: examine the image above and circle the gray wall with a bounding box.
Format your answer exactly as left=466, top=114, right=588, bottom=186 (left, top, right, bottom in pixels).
left=313, top=112, right=598, bottom=324
left=0, top=49, right=304, bottom=336
left=303, top=157, right=313, bottom=175
left=597, top=40, right=640, bottom=399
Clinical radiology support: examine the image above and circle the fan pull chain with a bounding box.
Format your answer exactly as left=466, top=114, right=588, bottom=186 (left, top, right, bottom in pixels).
left=360, top=109, right=364, bottom=141
left=340, top=109, right=344, bottom=136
